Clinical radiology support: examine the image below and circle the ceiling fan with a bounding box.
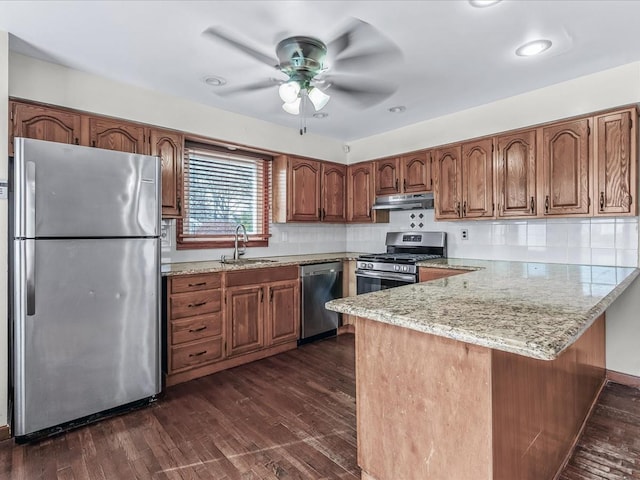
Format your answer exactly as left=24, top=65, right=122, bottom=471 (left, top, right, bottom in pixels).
left=203, top=19, right=403, bottom=133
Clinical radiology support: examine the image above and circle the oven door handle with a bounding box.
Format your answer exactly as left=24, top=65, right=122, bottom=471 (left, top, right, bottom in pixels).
left=356, top=270, right=417, bottom=283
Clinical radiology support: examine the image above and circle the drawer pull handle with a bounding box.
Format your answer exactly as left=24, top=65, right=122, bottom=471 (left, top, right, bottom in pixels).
left=188, top=282, right=207, bottom=287
left=188, top=301, right=206, bottom=308
left=189, top=326, right=207, bottom=333
left=189, top=350, right=207, bottom=357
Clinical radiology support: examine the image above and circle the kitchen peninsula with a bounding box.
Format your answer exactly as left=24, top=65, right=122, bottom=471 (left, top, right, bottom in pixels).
left=325, top=259, right=640, bottom=480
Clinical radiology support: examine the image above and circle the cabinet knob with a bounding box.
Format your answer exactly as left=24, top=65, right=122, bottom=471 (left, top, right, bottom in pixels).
left=599, top=192, right=605, bottom=211
left=462, top=201, right=467, bottom=217
left=530, top=196, right=535, bottom=214
left=395, top=179, right=399, bottom=192
left=545, top=195, right=549, bottom=214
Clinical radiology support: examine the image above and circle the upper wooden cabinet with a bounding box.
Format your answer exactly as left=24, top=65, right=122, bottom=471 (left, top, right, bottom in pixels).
left=594, top=109, right=636, bottom=216
left=89, top=117, right=147, bottom=154
left=495, top=129, right=538, bottom=218
left=461, top=138, right=494, bottom=219
left=401, top=152, right=432, bottom=193
left=375, top=158, right=400, bottom=195
left=347, top=162, right=389, bottom=224
left=541, top=118, right=591, bottom=216
left=9, top=101, right=81, bottom=156
left=375, top=152, right=432, bottom=196
left=433, top=145, right=462, bottom=220
left=321, top=162, right=347, bottom=223
left=151, top=129, right=184, bottom=218
left=272, top=155, right=346, bottom=223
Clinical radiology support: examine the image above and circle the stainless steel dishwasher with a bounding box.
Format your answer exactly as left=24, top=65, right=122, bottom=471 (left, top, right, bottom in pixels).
left=300, top=262, right=343, bottom=342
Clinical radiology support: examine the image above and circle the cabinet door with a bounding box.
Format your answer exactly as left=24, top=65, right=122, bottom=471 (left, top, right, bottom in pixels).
left=434, top=146, right=462, bottom=220
left=150, top=129, right=183, bottom=218
left=226, top=285, right=264, bottom=357
left=401, top=152, right=431, bottom=193
left=347, top=162, right=375, bottom=222
left=288, top=157, right=322, bottom=221
left=267, top=280, right=300, bottom=346
left=461, top=138, right=494, bottom=219
left=10, top=102, right=81, bottom=156
left=419, top=268, right=466, bottom=282
left=89, top=117, right=147, bottom=154
left=542, top=119, right=590, bottom=216
left=375, top=158, right=400, bottom=195
left=496, top=130, right=537, bottom=218
left=594, top=110, right=636, bottom=216
left=322, top=162, right=347, bottom=222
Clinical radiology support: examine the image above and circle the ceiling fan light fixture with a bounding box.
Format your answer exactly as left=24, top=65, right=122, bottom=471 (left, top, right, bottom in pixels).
left=278, top=81, right=301, bottom=103
left=307, top=87, right=330, bottom=111
left=515, top=39, right=552, bottom=57
left=282, top=97, right=301, bottom=115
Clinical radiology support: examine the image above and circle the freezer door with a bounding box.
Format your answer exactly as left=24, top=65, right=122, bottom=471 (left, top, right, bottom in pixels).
left=13, top=238, right=161, bottom=437
left=13, top=137, right=160, bottom=238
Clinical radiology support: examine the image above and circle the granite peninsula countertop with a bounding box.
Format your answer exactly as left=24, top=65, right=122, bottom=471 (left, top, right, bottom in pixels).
left=326, top=258, right=640, bottom=361
left=161, top=252, right=362, bottom=276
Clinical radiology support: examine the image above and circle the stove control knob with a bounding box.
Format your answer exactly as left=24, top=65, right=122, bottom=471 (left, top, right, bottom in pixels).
left=367, top=263, right=373, bottom=269
left=394, top=265, right=400, bottom=272
left=403, top=266, right=410, bottom=272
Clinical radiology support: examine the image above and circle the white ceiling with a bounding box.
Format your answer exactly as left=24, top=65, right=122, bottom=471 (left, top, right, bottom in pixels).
left=2, top=0, right=640, bottom=141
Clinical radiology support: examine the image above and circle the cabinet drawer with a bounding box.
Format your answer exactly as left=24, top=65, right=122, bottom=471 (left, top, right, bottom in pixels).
left=171, top=273, right=221, bottom=293
left=170, top=337, right=223, bottom=371
left=170, top=290, right=221, bottom=319
left=171, top=313, right=222, bottom=345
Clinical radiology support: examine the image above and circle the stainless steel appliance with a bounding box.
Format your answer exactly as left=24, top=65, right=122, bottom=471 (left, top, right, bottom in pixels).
left=10, top=137, right=162, bottom=442
left=372, top=192, right=434, bottom=210
left=356, top=231, right=447, bottom=294
left=300, top=262, right=343, bottom=342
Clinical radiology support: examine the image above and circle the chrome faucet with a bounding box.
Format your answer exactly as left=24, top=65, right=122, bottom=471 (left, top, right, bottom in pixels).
left=233, top=224, right=248, bottom=260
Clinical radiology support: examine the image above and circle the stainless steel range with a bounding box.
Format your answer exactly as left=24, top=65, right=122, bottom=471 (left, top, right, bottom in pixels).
left=356, top=231, right=447, bottom=294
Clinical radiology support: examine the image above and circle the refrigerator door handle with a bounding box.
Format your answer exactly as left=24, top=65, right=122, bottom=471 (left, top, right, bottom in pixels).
left=26, top=239, right=35, bottom=315
left=26, top=161, right=36, bottom=238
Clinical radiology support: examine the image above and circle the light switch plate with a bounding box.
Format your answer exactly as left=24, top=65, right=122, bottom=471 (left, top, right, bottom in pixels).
left=0, top=180, right=7, bottom=200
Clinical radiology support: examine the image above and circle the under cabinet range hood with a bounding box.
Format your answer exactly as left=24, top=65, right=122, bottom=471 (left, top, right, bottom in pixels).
left=372, top=192, right=434, bottom=210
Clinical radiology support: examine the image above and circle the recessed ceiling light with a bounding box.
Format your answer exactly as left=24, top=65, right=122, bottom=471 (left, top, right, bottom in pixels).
left=469, top=0, right=502, bottom=7
left=313, top=112, right=328, bottom=119
left=515, top=39, right=553, bottom=57
left=204, top=75, right=227, bottom=86
left=227, top=145, right=237, bottom=150
left=388, top=106, right=406, bottom=113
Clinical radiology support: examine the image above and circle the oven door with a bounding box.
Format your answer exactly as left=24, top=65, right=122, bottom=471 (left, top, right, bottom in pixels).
left=356, top=270, right=417, bottom=294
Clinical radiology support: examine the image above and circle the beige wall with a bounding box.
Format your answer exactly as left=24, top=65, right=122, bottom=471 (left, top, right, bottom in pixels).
left=8, top=53, right=347, bottom=163
left=347, top=62, right=640, bottom=163
left=1, top=31, right=9, bottom=428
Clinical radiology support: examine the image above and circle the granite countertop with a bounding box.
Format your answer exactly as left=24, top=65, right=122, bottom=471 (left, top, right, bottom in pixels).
left=326, top=258, right=640, bottom=361
left=161, top=252, right=362, bottom=276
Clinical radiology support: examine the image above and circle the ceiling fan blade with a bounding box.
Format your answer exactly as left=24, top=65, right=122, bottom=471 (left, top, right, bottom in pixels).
left=333, top=47, right=403, bottom=72
left=215, top=79, right=280, bottom=97
left=324, top=78, right=398, bottom=107
left=326, top=17, right=403, bottom=72
left=203, top=27, right=279, bottom=68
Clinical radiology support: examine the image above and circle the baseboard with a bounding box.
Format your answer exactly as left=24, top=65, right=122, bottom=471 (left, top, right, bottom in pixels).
left=606, top=369, right=640, bottom=388
left=0, top=425, right=10, bottom=441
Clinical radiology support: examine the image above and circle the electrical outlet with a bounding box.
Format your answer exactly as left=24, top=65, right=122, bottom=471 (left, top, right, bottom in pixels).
left=461, top=229, right=469, bottom=240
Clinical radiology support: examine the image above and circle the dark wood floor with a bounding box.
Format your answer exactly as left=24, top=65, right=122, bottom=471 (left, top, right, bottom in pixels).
left=559, top=382, right=640, bottom=480
left=1, top=333, right=640, bottom=480
left=0, top=335, right=358, bottom=480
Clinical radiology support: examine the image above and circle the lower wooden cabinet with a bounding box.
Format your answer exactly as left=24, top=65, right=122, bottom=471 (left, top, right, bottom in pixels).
left=165, top=266, right=300, bottom=386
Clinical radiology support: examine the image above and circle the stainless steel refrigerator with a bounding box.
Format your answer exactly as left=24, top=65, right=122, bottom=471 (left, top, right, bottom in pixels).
left=10, top=137, right=162, bottom=441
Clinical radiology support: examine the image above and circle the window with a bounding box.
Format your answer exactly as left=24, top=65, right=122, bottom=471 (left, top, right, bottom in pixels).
left=177, top=142, right=271, bottom=249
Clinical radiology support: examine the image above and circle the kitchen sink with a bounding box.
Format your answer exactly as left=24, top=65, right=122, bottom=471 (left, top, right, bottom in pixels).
left=221, top=258, right=277, bottom=265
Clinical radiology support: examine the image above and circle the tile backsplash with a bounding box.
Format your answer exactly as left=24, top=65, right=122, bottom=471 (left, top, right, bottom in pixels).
left=162, top=212, right=639, bottom=268
left=346, top=210, right=639, bottom=268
